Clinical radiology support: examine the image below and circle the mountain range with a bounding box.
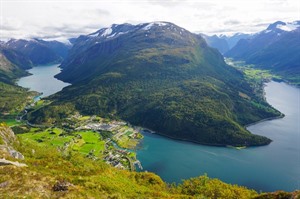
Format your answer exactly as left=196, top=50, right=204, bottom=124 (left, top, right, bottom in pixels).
left=0, top=39, right=71, bottom=116
left=0, top=39, right=71, bottom=82
left=0, top=19, right=299, bottom=198
left=0, top=47, right=31, bottom=83
left=27, top=22, right=280, bottom=147
left=225, top=21, right=300, bottom=85
left=0, top=38, right=71, bottom=84
left=201, top=33, right=251, bottom=54
left=4, top=39, right=71, bottom=66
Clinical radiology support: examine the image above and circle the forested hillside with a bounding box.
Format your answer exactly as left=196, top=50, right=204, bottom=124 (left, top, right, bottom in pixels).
left=28, top=22, right=280, bottom=146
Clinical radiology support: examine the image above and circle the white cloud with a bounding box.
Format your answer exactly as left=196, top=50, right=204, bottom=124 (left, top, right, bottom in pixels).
left=1, top=0, right=299, bottom=41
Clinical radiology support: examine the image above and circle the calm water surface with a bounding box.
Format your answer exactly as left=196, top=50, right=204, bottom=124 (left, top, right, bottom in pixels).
left=137, top=81, right=300, bottom=192
left=17, top=64, right=70, bottom=98
left=17, top=67, right=300, bottom=192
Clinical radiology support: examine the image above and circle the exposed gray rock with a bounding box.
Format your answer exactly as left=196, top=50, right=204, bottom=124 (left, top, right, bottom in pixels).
left=8, top=149, right=24, bottom=160
left=0, top=124, right=25, bottom=160
left=0, top=158, right=27, bottom=167
left=0, top=124, right=16, bottom=145
left=52, top=180, right=73, bottom=192
left=0, top=181, right=9, bottom=188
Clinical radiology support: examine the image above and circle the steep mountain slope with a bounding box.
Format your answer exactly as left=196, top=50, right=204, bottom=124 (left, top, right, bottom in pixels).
left=0, top=123, right=24, bottom=160
left=0, top=38, right=71, bottom=83
left=35, top=39, right=71, bottom=59
left=0, top=46, right=32, bottom=70
left=201, top=34, right=229, bottom=54
left=225, top=21, right=300, bottom=85
left=0, top=45, right=36, bottom=118
left=0, top=46, right=34, bottom=114
left=29, top=22, right=280, bottom=146
left=0, top=49, right=29, bottom=84
left=5, top=39, right=71, bottom=65
left=0, top=79, right=36, bottom=117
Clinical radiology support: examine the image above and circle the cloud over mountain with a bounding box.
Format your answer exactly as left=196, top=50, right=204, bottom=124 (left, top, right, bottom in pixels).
left=1, top=0, right=299, bottom=41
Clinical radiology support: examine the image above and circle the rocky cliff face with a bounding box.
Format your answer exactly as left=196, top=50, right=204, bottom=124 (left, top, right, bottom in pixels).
left=0, top=123, right=17, bottom=145
left=0, top=123, right=24, bottom=160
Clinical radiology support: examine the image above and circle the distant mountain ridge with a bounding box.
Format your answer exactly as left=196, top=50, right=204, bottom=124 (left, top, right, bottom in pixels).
left=0, top=46, right=31, bottom=84
left=201, top=33, right=251, bottom=54
left=0, top=38, right=71, bottom=114
left=5, top=39, right=71, bottom=66
left=220, top=33, right=251, bottom=49
left=225, top=20, right=300, bottom=85
left=28, top=21, right=280, bottom=147
left=200, top=34, right=229, bottom=54
left=0, top=38, right=72, bottom=85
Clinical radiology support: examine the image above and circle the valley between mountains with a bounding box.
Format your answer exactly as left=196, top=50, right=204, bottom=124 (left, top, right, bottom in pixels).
left=0, top=20, right=299, bottom=198
left=27, top=22, right=280, bottom=147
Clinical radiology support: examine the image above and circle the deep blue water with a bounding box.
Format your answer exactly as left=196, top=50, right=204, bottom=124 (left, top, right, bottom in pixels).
left=17, top=66, right=300, bottom=192
left=137, top=81, right=300, bottom=192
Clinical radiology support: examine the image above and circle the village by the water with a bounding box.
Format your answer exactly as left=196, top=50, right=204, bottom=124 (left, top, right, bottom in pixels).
left=16, top=100, right=144, bottom=171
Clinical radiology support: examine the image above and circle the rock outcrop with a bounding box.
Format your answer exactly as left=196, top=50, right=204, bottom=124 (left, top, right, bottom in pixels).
left=0, top=123, right=25, bottom=160
left=0, top=123, right=17, bottom=145
left=0, top=158, right=27, bottom=167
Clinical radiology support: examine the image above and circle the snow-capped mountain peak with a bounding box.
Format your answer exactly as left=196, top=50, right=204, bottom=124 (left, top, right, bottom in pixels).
left=266, top=21, right=300, bottom=33
left=87, top=23, right=137, bottom=40
left=142, top=21, right=168, bottom=30
left=86, top=21, right=178, bottom=42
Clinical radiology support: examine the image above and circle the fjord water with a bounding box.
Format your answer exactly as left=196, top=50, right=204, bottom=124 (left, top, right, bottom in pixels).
left=17, top=64, right=70, bottom=98
left=16, top=66, right=299, bottom=192
left=137, top=81, right=300, bottom=192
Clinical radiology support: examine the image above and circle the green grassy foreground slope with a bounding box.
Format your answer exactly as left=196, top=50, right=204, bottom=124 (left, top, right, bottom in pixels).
left=0, top=123, right=258, bottom=198
left=1, top=123, right=298, bottom=198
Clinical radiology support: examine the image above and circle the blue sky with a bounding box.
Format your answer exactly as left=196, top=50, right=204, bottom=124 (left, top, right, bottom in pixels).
left=1, top=0, right=299, bottom=41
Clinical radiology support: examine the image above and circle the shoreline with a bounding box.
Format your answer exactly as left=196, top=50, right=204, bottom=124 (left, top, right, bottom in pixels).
left=244, top=114, right=285, bottom=129
left=140, top=112, right=285, bottom=149
left=139, top=81, right=285, bottom=149
left=141, top=129, right=269, bottom=148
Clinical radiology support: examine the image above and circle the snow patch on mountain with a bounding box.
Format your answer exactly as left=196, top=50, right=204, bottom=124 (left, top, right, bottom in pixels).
left=142, top=22, right=168, bottom=30
left=101, top=28, right=113, bottom=37
left=118, top=31, right=129, bottom=35
left=276, top=22, right=300, bottom=32
left=88, top=32, right=99, bottom=37
left=263, top=30, right=272, bottom=34
left=107, top=32, right=117, bottom=39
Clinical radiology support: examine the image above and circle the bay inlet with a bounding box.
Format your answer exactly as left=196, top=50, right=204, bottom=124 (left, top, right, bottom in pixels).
left=137, top=81, right=300, bottom=192
left=17, top=64, right=70, bottom=98
left=17, top=66, right=300, bottom=192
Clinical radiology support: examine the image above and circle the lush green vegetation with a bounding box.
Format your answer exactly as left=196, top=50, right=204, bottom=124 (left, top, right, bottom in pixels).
left=225, top=27, right=300, bottom=86
left=18, top=127, right=106, bottom=156
left=1, top=124, right=298, bottom=198
left=29, top=23, right=280, bottom=146
left=0, top=27, right=297, bottom=197
left=0, top=48, right=37, bottom=126
left=0, top=82, right=36, bottom=123
left=254, top=191, right=300, bottom=199
left=0, top=55, right=27, bottom=84
left=225, top=58, right=282, bottom=97
left=0, top=124, right=260, bottom=198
